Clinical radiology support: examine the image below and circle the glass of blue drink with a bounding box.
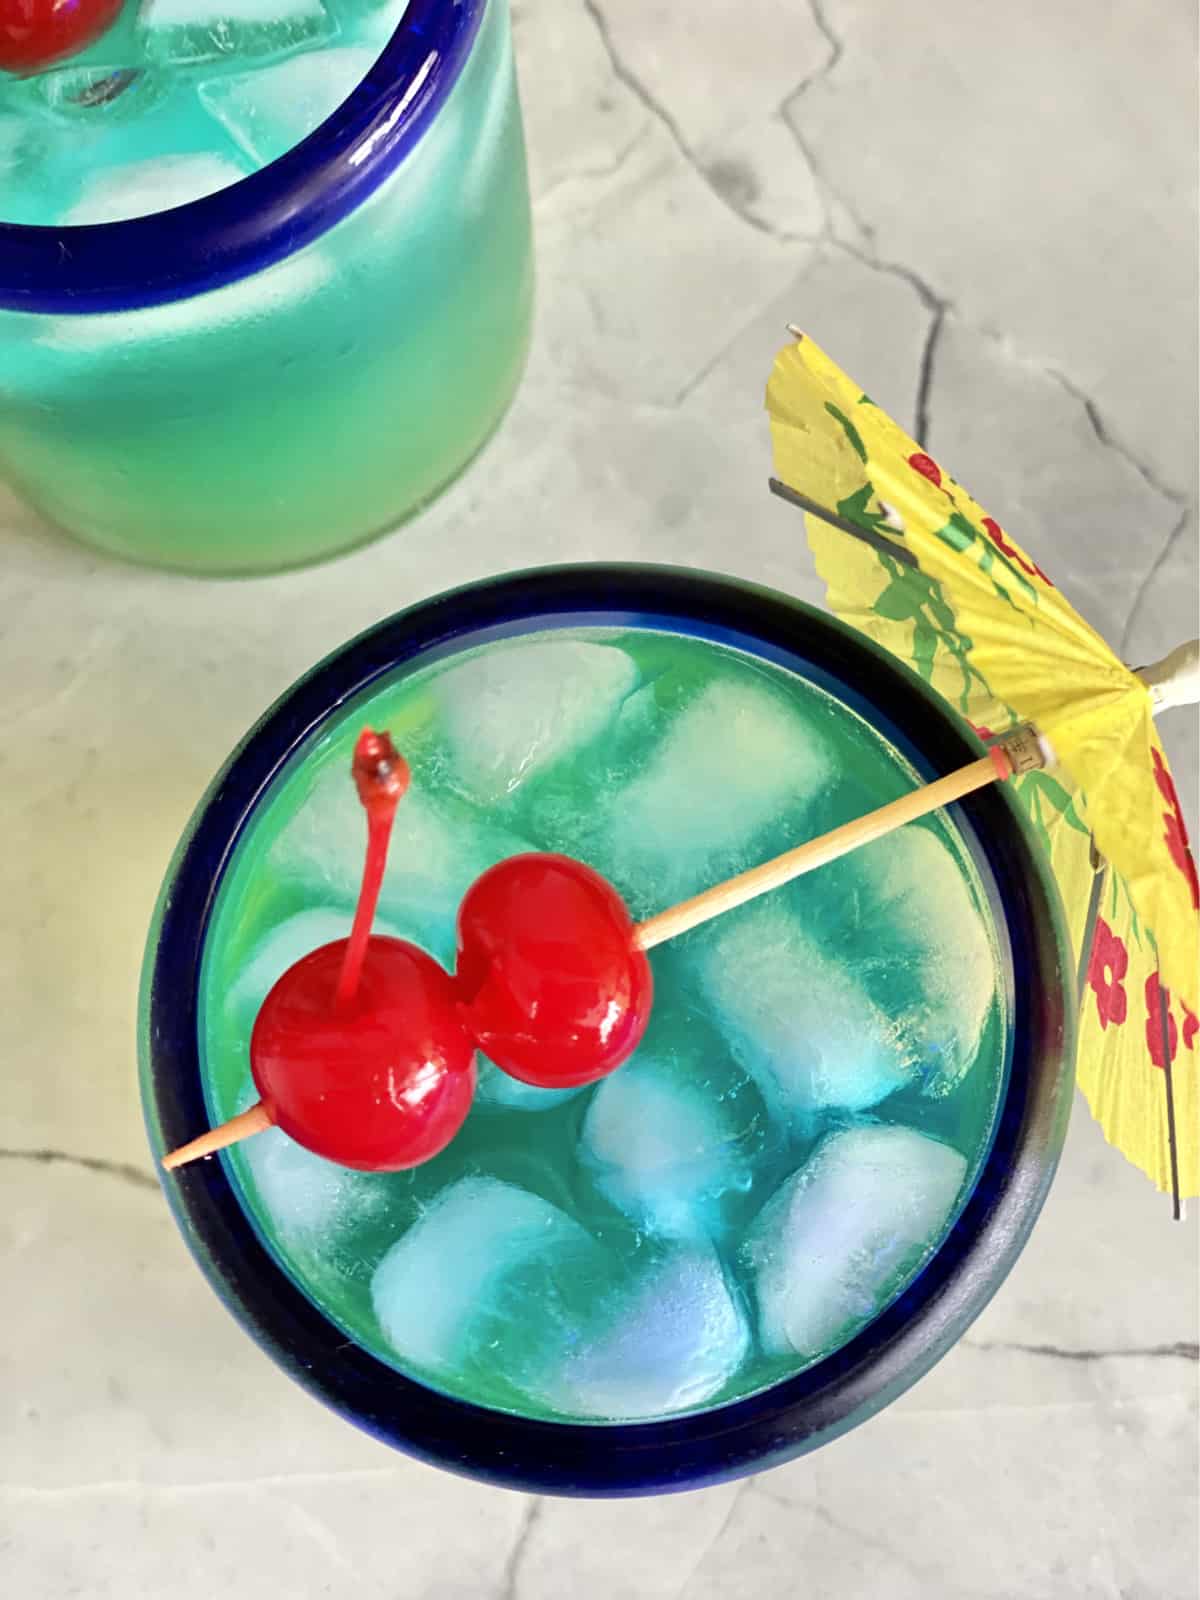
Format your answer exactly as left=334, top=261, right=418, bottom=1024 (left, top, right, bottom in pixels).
left=139, top=565, right=1075, bottom=1493
left=0, top=0, right=532, bottom=573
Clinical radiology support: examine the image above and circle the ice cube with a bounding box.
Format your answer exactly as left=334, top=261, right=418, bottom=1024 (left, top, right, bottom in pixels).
left=748, top=1123, right=968, bottom=1361
left=62, top=153, right=248, bottom=223
left=143, top=0, right=329, bottom=63
left=145, top=0, right=324, bottom=21
left=544, top=1245, right=750, bottom=1420
left=224, top=1079, right=391, bottom=1245
left=267, top=775, right=531, bottom=968
left=474, top=1055, right=589, bottom=1113
left=836, top=827, right=996, bottom=1092
left=371, top=1177, right=596, bottom=1376
left=690, top=900, right=915, bottom=1121
left=372, top=1183, right=748, bottom=1421
left=428, top=638, right=639, bottom=808
left=600, top=678, right=833, bottom=908
left=579, top=1045, right=768, bottom=1236
left=200, top=46, right=378, bottom=167
left=353, top=0, right=410, bottom=52
left=241, top=1121, right=388, bottom=1242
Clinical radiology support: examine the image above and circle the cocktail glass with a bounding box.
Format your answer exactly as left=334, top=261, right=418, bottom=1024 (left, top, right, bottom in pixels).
left=139, top=565, right=1075, bottom=1494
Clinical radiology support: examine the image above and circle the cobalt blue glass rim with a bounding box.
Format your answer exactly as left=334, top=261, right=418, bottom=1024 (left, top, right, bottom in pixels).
left=0, top=0, right=485, bottom=315
left=139, top=563, right=1077, bottom=1497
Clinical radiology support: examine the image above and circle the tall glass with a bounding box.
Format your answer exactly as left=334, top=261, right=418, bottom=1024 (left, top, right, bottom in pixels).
left=0, top=0, right=532, bottom=574
left=139, top=566, right=1076, bottom=1495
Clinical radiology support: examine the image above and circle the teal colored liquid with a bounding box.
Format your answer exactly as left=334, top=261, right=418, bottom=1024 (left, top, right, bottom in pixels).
left=0, top=0, right=532, bottom=572
left=201, top=626, right=1010, bottom=1423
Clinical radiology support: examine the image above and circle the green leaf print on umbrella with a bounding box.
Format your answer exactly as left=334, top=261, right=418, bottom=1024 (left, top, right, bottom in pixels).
left=823, top=401, right=868, bottom=463
left=933, top=511, right=1039, bottom=610
left=870, top=549, right=991, bottom=711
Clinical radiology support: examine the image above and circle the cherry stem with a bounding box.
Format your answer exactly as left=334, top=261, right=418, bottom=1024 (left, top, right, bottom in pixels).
left=336, top=800, right=398, bottom=1006
left=335, top=729, right=409, bottom=1008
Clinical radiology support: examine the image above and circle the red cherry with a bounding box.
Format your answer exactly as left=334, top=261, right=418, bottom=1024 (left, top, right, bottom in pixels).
left=456, top=852, right=653, bottom=1089
left=0, top=0, right=125, bottom=75
left=162, top=729, right=476, bottom=1177
left=251, top=936, right=476, bottom=1171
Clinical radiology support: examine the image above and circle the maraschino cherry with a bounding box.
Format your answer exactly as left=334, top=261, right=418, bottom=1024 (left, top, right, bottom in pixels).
left=456, top=853, right=653, bottom=1088
left=163, top=730, right=476, bottom=1174
left=0, top=0, right=126, bottom=76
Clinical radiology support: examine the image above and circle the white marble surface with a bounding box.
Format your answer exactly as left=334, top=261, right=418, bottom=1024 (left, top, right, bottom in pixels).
left=2, top=1, right=1198, bottom=1595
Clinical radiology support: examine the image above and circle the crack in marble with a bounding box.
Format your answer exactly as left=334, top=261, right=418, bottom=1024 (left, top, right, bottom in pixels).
left=1047, top=367, right=1188, bottom=510
left=3, top=1466, right=407, bottom=1500
left=778, top=0, right=1193, bottom=677
left=272, top=1491, right=363, bottom=1581
left=1037, top=368, right=1193, bottom=659
left=498, top=1496, right=543, bottom=1600
left=830, top=236, right=949, bottom=320
left=806, top=0, right=843, bottom=83
left=0, top=1146, right=158, bottom=1192
left=671, top=278, right=815, bottom=407
left=750, top=1484, right=998, bottom=1598
left=780, top=0, right=843, bottom=106
left=967, top=1338, right=1199, bottom=1363
left=580, top=0, right=792, bottom=242
left=672, top=1478, right=755, bottom=1598
left=826, top=238, right=951, bottom=439
left=914, top=304, right=945, bottom=449
left=535, top=123, right=652, bottom=209
left=1120, top=507, right=1194, bottom=659
left=778, top=102, right=875, bottom=247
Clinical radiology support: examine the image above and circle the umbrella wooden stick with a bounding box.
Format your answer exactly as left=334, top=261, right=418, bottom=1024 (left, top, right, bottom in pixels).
left=161, top=1102, right=273, bottom=1170
left=633, top=731, right=1041, bottom=953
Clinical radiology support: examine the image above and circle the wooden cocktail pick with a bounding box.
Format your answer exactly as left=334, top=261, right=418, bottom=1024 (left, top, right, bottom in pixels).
left=163, top=727, right=1036, bottom=1171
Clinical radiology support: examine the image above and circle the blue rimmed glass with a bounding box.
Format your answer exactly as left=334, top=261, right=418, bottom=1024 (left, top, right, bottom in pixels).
left=0, top=0, right=533, bottom=573
left=139, top=564, right=1076, bottom=1495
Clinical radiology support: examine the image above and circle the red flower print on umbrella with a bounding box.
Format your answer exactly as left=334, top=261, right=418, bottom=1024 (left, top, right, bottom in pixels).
left=1151, top=748, right=1199, bottom=909
left=981, top=517, right=1054, bottom=587
left=1087, top=918, right=1129, bottom=1030
left=907, top=452, right=943, bottom=488
left=1183, top=1004, right=1198, bottom=1052
left=1145, top=973, right=1179, bottom=1069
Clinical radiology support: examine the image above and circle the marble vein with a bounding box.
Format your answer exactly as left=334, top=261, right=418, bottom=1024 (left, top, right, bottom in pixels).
left=780, top=20, right=1192, bottom=591
left=672, top=1478, right=755, bottom=1598
left=804, top=0, right=843, bottom=87
left=581, top=0, right=792, bottom=242
left=967, top=1338, right=1199, bottom=1363
left=1120, top=508, right=1194, bottom=659
left=779, top=90, right=876, bottom=247
left=498, top=1496, right=543, bottom=1600
left=1048, top=367, right=1190, bottom=509
left=750, top=1485, right=998, bottom=1599
left=913, top=304, right=945, bottom=450
left=3, top=1467, right=408, bottom=1501
left=0, top=1147, right=158, bottom=1192
left=535, top=124, right=651, bottom=209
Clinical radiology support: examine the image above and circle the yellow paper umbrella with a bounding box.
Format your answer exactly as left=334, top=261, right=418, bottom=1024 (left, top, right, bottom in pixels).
left=766, top=331, right=1199, bottom=1208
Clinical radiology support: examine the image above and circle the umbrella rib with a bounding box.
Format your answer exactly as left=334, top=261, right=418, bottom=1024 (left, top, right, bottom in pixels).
left=1159, top=975, right=1183, bottom=1221
left=767, top=477, right=918, bottom=568
left=1075, top=851, right=1107, bottom=1006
